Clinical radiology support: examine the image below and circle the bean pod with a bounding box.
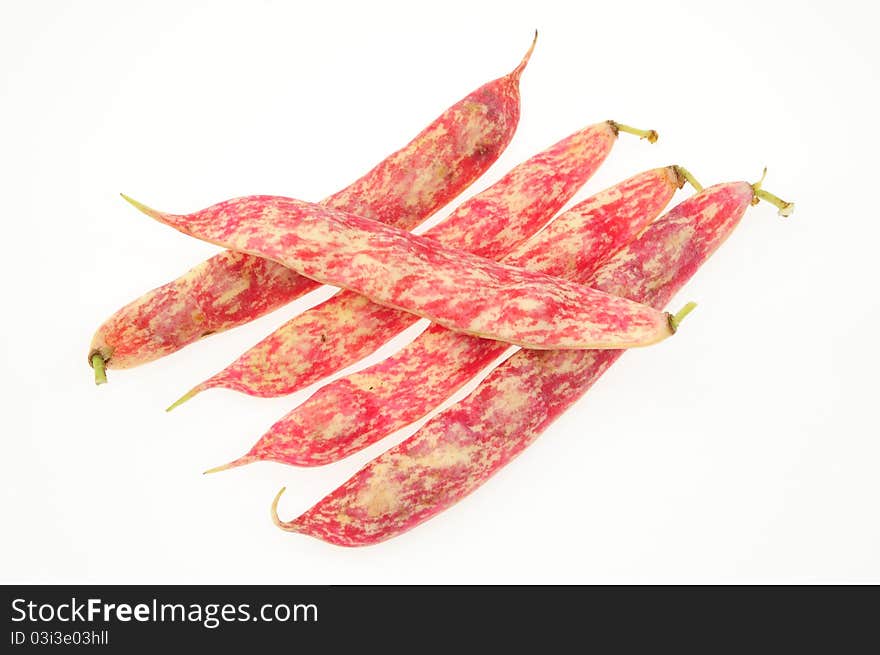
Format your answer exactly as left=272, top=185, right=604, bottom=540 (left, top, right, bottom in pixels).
left=123, top=192, right=679, bottom=351
left=88, top=35, right=537, bottom=382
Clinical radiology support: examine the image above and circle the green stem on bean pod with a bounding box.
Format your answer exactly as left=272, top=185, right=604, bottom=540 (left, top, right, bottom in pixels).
left=91, top=354, right=107, bottom=386
left=673, top=166, right=703, bottom=192
left=667, top=301, right=698, bottom=334
left=608, top=121, right=659, bottom=144
left=751, top=168, right=795, bottom=217
left=754, top=189, right=795, bottom=217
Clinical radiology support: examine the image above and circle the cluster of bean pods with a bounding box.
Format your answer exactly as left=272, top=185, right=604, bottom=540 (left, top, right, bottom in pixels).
left=89, top=34, right=794, bottom=545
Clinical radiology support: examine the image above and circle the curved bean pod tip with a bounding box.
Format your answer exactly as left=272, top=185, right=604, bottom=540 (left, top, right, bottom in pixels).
left=511, top=30, right=538, bottom=80
left=271, top=487, right=295, bottom=532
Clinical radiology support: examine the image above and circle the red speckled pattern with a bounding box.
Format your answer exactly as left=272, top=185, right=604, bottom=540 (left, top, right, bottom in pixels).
left=273, top=182, right=755, bottom=546
left=138, top=192, right=673, bottom=350
left=225, top=167, right=682, bottom=469
left=88, top=41, right=532, bottom=371
left=186, top=122, right=618, bottom=400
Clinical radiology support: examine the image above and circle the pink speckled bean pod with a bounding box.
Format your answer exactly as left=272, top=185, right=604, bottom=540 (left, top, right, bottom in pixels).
left=171, top=120, right=642, bottom=407
left=122, top=192, right=678, bottom=351
left=87, top=34, right=537, bottom=384
left=208, top=166, right=687, bottom=471
left=270, top=180, right=794, bottom=546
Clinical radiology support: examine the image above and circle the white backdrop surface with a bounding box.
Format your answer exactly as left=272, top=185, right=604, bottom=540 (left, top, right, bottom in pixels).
left=1, top=0, right=877, bottom=583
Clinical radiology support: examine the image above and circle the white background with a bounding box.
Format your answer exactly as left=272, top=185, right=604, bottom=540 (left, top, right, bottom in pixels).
left=1, top=0, right=877, bottom=583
